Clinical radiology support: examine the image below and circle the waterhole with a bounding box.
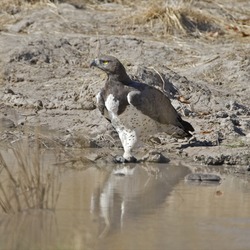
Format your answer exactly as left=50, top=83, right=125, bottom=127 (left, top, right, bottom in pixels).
left=0, top=150, right=249, bottom=250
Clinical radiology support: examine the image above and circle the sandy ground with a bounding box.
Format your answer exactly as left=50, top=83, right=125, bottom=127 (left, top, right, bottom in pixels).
left=0, top=1, right=250, bottom=172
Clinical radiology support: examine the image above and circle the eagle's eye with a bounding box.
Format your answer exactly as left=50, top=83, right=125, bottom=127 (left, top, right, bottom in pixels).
left=102, top=60, right=109, bottom=65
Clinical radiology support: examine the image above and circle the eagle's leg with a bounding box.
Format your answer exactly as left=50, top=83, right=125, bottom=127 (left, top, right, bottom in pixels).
left=114, top=128, right=138, bottom=163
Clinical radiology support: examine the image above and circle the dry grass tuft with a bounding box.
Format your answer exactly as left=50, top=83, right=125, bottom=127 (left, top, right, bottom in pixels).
left=0, top=139, right=61, bottom=214
left=131, top=4, right=222, bottom=36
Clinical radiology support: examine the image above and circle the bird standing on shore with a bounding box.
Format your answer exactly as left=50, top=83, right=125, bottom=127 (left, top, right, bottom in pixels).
left=90, top=55, right=194, bottom=163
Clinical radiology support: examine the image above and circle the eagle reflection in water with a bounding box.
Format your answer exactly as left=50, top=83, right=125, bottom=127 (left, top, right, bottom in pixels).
left=89, top=163, right=190, bottom=238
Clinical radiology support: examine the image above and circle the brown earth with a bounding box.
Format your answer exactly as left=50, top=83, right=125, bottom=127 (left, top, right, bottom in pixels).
left=0, top=0, right=250, bottom=172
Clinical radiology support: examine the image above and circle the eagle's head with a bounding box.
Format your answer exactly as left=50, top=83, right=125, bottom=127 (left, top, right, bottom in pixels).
left=90, top=55, right=127, bottom=76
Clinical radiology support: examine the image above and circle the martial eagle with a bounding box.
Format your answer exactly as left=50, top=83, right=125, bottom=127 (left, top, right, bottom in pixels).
left=90, top=55, right=194, bottom=163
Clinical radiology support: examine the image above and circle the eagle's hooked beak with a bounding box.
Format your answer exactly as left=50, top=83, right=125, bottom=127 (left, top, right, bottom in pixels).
left=90, top=58, right=98, bottom=68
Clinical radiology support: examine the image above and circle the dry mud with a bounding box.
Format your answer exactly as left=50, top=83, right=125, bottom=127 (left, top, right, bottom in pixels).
left=0, top=1, right=250, bottom=173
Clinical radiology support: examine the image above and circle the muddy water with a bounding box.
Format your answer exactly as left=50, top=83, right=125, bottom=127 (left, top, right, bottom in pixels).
left=0, top=161, right=250, bottom=250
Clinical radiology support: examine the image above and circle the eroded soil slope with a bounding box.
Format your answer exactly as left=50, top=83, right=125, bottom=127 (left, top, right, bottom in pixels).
left=0, top=1, right=250, bottom=168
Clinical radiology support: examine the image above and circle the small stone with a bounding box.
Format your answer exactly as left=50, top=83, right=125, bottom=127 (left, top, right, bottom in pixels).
left=141, top=151, right=169, bottom=163
left=4, top=88, right=15, bottom=95
left=183, top=108, right=192, bottom=116
left=36, top=100, right=43, bottom=109
left=216, top=111, right=228, bottom=118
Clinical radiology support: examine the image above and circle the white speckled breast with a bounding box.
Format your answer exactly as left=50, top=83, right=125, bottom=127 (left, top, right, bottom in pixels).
left=105, top=94, right=119, bottom=119
left=105, top=94, right=162, bottom=145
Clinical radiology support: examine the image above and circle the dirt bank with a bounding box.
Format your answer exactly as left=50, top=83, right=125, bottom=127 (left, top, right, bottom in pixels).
left=0, top=0, right=250, bottom=172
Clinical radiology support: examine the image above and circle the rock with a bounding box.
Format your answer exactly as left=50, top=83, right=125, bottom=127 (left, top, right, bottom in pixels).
left=215, top=111, right=228, bottom=118
left=35, top=100, right=43, bottom=110
left=141, top=151, right=169, bottom=163
left=4, top=88, right=15, bottom=95
left=186, top=173, right=221, bottom=182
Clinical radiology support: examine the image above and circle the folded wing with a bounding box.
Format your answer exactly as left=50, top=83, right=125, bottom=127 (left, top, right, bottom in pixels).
left=127, top=86, right=194, bottom=137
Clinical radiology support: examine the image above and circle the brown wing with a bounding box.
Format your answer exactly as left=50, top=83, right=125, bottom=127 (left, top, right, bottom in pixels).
left=127, top=85, right=194, bottom=134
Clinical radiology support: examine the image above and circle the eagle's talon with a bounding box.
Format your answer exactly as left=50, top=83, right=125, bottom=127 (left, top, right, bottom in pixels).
left=113, top=155, right=137, bottom=164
